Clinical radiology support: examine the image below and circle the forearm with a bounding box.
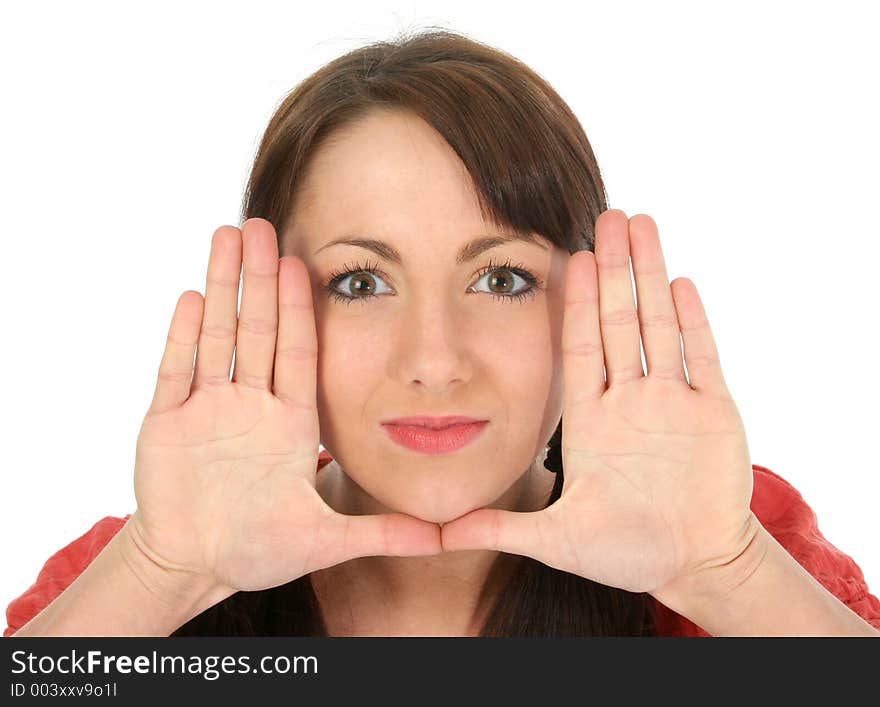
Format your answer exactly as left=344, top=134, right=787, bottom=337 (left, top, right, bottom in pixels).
left=11, top=521, right=235, bottom=637
left=654, top=524, right=880, bottom=637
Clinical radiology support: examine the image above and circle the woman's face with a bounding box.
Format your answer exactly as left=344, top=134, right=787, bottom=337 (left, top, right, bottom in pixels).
left=284, top=109, right=570, bottom=523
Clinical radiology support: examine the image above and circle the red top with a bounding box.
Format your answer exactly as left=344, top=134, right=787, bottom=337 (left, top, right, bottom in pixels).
left=6, top=454, right=879, bottom=636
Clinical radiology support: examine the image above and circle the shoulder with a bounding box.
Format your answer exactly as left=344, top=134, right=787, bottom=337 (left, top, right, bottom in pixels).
left=749, top=463, right=810, bottom=526
left=4, top=515, right=131, bottom=636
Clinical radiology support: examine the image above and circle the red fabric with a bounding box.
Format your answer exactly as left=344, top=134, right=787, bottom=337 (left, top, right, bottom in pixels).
left=6, top=455, right=879, bottom=636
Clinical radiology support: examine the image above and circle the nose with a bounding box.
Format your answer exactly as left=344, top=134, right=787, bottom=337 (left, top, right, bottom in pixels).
left=391, top=295, right=474, bottom=392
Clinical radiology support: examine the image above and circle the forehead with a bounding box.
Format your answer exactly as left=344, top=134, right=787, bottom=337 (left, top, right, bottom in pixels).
left=293, top=109, right=486, bottom=235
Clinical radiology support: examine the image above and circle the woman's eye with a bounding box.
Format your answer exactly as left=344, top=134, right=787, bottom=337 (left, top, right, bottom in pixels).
left=324, top=260, right=541, bottom=306
left=471, top=268, right=534, bottom=299
left=328, top=271, right=392, bottom=303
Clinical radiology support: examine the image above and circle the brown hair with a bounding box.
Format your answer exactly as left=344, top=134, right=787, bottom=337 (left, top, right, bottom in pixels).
left=172, top=26, right=658, bottom=636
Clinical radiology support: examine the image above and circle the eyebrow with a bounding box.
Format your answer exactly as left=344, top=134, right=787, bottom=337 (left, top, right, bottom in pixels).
left=313, top=232, right=548, bottom=265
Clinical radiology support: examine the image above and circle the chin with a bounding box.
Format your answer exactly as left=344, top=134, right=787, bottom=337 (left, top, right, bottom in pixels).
left=408, top=506, right=472, bottom=525
left=380, top=489, right=490, bottom=525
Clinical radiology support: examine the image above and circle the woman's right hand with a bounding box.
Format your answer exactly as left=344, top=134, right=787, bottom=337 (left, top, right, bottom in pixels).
left=129, top=218, right=442, bottom=595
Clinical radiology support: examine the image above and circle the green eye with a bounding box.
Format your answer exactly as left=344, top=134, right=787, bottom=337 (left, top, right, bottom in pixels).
left=324, top=257, right=543, bottom=306
left=470, top=263, right=539, bottom=303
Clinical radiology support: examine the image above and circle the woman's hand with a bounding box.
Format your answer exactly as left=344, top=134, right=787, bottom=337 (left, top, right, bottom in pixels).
left=130, top=218, right=441, bottom=595
left=441, top=209, right=760, bottom=597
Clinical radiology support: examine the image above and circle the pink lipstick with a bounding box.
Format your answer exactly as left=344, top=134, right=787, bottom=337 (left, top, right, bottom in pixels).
left=381, top=416, right=489, bottom=455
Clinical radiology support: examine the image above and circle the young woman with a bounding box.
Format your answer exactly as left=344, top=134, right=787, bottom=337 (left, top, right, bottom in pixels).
left=7, top=29, right=880, bottom=637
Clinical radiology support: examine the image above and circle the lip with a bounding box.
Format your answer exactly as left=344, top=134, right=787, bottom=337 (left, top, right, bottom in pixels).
left=381, top=415, right=487, bottom=430
left=381, top=419, right=489, bottom=455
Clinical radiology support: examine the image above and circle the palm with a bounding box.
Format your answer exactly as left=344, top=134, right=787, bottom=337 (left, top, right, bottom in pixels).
left=551, top=377, right=752, bottom=592
left=134, top=381, right=323, bottom=591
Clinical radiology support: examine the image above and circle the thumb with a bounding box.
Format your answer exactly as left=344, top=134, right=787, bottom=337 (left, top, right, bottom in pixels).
left=318, top=511, right=443, bottom=568
left=441, top=507, right=551, bottom=560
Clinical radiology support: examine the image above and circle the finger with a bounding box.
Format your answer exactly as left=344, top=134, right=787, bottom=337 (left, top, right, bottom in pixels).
left=273, top=255, right=318, bottom=411
left=562, top=249, right=605, bottom=408
left=440, top=507, right=552, bottom=561
left=148, top=291, right=203, bottom=415
left=595, top=209, right=645, bottom=386
left=231, top=218, right=280, bottom=390
left=192, top=226, right=242, bottom=390
left=628, top=214, right=687, bottom=383
left=670, top=278, right=729, bottom=397
left=319, top=511, right=443, bottom=567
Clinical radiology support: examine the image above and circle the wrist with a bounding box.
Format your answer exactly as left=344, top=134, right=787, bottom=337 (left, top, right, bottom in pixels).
left=649, top=514, right=769, bottom=619
left=650, top=520, right=880, bottom=636
left=115, top=518, right=235, bottom=630
left=11, top=519, right=237, bottom=637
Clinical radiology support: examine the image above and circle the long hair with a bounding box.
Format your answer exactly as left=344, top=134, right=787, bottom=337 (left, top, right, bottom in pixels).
left=173, top=27, right=658, bottom=636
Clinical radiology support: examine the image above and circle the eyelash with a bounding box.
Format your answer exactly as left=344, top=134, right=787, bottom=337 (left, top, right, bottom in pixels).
left=323, top=256, right=544, bottom=307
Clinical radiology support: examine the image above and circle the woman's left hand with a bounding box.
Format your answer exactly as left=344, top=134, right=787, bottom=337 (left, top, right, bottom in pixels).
left=441, top=209, right=761, bottom=598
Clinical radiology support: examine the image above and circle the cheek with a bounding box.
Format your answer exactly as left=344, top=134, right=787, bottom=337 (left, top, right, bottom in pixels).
left=510, top=339, right=561, bottom=433
left=314, top=317, right=388, bottom=430
left=503, top=311, right=564, bottom=442
left=505, top=308, right=559, bottom=389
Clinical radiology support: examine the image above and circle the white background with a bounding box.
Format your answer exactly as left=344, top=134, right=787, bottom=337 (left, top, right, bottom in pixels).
left=2, top=1, right=878, bottom=617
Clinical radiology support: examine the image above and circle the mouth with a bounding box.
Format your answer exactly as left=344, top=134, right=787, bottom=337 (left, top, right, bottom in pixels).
left=381, top=419, right=489, bottom=455
left=381, top=415, right=487, bottom=430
